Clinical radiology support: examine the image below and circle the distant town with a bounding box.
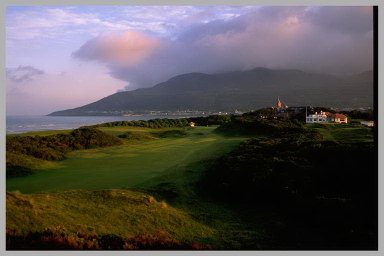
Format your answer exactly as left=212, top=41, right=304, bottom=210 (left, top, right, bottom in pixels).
left=79, top=103, right=373, bottom=119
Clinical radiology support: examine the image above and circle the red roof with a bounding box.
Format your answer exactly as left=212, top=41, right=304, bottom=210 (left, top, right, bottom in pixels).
left=335, top=113, right=347, bottom=119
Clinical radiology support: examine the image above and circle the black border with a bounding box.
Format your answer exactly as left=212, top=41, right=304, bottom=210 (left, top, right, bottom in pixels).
left=373, top=5, right=379, bottom=251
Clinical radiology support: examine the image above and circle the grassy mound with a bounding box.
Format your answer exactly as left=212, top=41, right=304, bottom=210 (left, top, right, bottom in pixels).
left=6, top=153, right=60, bottom=178
left=7, top=128, right=122, bottom=177
left=6, top=189, right=214, bottom=249
left=117, top=131, right=157, bottom=141
left=152, top=129, right=187, bottom=138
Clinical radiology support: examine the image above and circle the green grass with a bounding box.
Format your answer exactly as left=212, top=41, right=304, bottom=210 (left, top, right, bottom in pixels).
left=306, top=123, right=373, bottom=143
left=7, top=122, right=374, bottom=249
left=7, top=126, right=246, bottom=194
left=7, top=126, right=252, bottom=248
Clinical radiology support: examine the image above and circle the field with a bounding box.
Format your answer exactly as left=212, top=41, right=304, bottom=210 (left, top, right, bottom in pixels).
left=308, top=123, right=373, bottom=143
left=7, top=125, right=267, bottom=249
left=7, top=126, right=246, bottom=193
left=6, top=121, right=375, bottom=249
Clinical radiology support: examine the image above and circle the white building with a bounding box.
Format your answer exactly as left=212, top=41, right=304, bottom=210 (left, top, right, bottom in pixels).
left=306, top=111, right=328, bottom=123
left=306, top=111, right=348, bottom=124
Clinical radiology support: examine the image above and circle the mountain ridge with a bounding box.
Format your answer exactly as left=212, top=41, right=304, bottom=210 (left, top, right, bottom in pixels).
left=49, top=67, right=373, bottom=116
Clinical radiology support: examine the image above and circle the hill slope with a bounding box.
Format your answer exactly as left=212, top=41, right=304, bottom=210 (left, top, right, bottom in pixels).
left=49, top=68, right=373, bottom=116
left=6, top=189, right=214, bottom=249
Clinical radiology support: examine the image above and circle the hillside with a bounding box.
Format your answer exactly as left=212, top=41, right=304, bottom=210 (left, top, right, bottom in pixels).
left=50, top=68, right=373, bottom=116
left=6, top=189, right=214, bottom=249
left=49, top=68, right=373, bottom=116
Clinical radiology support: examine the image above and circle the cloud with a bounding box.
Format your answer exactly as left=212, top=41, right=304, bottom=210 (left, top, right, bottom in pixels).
left=305, top=6, right=373, bottom=34
left=6, top=65, right=44, bottom=82
left=72, top=31, right=161, bottom=67
left=6, top=7, right=133, bottom=42
left=73, top=6, right=373, bottom=90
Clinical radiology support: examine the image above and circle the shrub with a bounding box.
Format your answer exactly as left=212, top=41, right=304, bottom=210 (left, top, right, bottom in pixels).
left=118, top=131, right=156, bottom=141
left=6, top=228, right=211, bottom=250
left=6, top=128, right=122, bottom=177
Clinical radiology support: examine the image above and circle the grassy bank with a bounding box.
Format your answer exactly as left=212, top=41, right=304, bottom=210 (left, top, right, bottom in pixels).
left=7, top=125, right=255, bottom=249
left=7, top=189, right=214, bottom=247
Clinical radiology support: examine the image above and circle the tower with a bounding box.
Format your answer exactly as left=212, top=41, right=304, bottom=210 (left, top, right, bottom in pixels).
left=277, top=97, right=283, bottom=109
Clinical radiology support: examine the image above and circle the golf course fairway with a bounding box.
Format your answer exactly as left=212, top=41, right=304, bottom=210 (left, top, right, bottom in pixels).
left=7, top=126, right=246, bottom=193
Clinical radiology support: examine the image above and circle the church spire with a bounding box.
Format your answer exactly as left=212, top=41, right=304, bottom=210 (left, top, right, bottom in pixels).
left=277, top=96, right=283, bottom=108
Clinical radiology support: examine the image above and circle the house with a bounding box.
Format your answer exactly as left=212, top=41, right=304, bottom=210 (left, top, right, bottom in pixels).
left=306, top=111, right=328, bottom=123
left=189, top=122, right=195, bottom=127
left=333, top=113, right=348, bottom=124
left=306, top=111, right=348, bottom=124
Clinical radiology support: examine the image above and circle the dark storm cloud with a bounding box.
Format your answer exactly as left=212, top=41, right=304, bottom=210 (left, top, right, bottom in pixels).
left=73, top=6, right=373, bottom=90
left=6, top=65, right=45, bottom=83
left=305, top=6, right=373, bottom=34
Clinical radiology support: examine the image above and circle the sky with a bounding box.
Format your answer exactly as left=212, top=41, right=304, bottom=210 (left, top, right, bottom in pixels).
left=6, top=6, right=373, bottom=115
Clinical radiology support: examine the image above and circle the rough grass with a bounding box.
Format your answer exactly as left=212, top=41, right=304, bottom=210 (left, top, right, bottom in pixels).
left=6, top=189, right=214, bottom=245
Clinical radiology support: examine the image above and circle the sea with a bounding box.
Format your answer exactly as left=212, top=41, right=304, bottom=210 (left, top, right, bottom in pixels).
left=6, top=115, right=191, bottom=134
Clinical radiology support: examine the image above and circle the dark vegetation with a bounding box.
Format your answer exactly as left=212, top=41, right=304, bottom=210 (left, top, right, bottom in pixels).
left=88, top=115, right=232, bottom=129
left=6, top=228, right=210, bottom=250
left=117, top=129, right=187, bottom=140
left=201, top=119, right=377, bottom=249
left=188, top=115, right=231, bottom=126
left=117, top=131, right=156, bottom=140
left=216, top=113, right=305, bottom=135
left=340, top=109, right=374, bottom=120
left=89, top=118, right=190, bottom=128
left=154, top=130, right=187, bottom=138
left=6, top=128, right=122, bottom=177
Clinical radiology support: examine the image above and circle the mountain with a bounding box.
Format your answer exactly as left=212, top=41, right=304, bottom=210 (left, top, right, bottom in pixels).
left=49, top=68, right=373, bottom=116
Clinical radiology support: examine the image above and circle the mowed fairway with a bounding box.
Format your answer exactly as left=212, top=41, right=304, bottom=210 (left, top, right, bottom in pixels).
left=7, top=126, right=245, bottom=193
